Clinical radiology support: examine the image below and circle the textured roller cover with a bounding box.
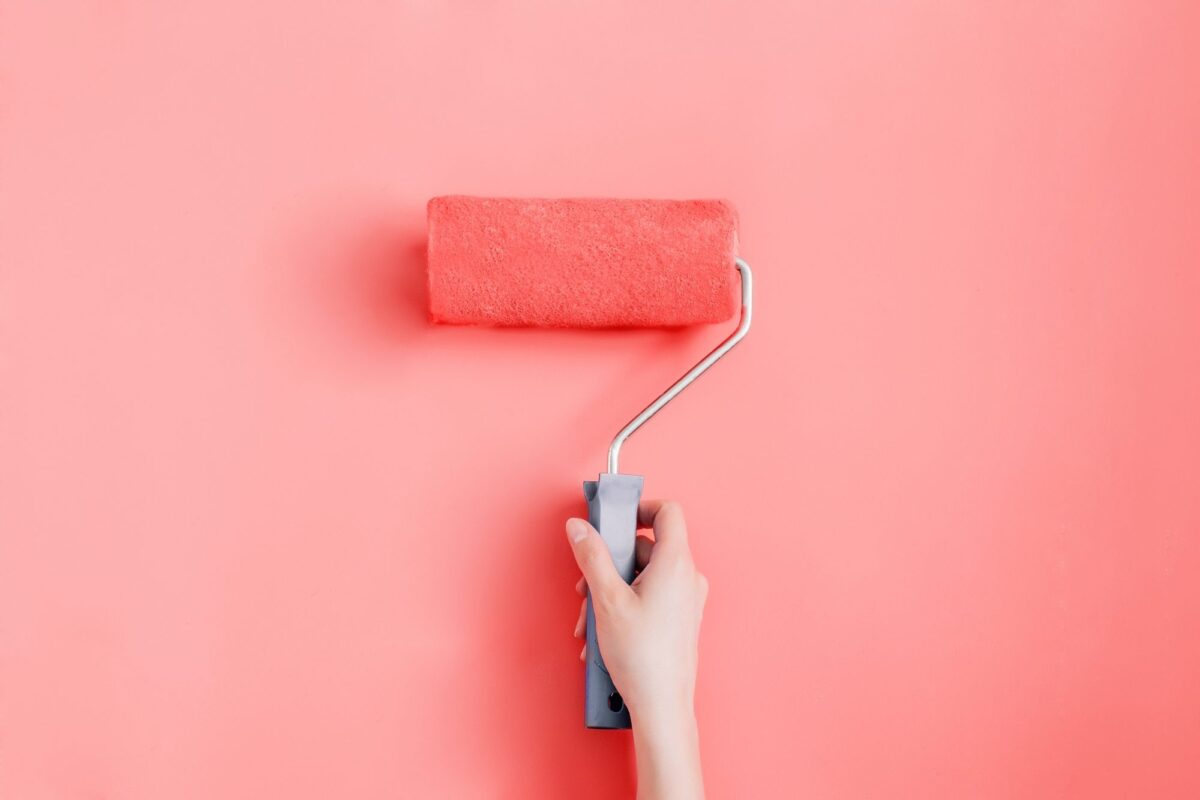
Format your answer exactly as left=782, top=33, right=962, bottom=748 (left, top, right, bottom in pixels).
left=426, top=196, right=739, bottom=328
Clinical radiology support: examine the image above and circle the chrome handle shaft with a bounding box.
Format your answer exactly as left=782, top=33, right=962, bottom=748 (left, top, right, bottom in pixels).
left=607, top=258, right=753, bottom=474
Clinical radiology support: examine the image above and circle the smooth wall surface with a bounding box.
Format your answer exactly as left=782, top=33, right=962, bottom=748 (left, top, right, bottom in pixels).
left=2, top=2, right=1198, bottom=798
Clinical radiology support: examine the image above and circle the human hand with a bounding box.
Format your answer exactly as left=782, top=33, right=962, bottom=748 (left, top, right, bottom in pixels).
left=566, top=500, right=707, bottom=721
left=566, top=500, right=708, bottom=797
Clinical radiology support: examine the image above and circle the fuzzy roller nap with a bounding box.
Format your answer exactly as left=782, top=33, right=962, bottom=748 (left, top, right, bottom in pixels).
left=427, top=196, right=739, bottom=328
left=426, top=196, right=752, bottom=730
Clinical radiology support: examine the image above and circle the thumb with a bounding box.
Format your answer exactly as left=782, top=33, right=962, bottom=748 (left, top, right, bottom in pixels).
left=565, top=518, right=626, bottom=604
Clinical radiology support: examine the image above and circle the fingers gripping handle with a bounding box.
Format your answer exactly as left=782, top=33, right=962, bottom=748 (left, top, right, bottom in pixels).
left=582, top=473, right=644, bottom=729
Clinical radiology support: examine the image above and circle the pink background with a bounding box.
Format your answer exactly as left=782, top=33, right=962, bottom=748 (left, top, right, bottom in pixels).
left=2, top=2, right=1198, bottom=798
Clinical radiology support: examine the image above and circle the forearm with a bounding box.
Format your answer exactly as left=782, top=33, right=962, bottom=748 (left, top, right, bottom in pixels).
left=631, top=704, right=704, bottom=800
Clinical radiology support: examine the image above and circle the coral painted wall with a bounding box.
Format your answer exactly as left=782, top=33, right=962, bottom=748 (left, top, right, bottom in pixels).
left=2, top=2, right=1198, bottom=797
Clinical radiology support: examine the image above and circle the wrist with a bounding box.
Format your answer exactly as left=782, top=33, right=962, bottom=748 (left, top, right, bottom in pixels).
left=624, top=675, right=695, bottom=723
left=631, top=704, right=699, bottom=751
left=630, top=701, right=703, bottom=800
left=629, top=692, right=696, bottom=737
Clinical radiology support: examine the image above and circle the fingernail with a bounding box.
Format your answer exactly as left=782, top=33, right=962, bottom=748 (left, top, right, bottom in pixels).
left=565, top=518, right=589, bottom=543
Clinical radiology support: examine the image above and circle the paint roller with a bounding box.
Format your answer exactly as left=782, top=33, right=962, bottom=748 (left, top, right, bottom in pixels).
left=426, top=196, right=753, bottom=729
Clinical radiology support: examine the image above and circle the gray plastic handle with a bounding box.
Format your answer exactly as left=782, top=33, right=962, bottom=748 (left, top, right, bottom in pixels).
left=581, top=472, right=644, bottom=729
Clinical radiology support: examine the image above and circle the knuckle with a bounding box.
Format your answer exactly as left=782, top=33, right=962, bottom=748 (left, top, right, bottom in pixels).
left=660, top=499, right=682, bottom=516
left=587, top=563, right=612, bottom=585
left=578, top=541, right=603, bottom=567
left=661, top=552, right=691, bottom=575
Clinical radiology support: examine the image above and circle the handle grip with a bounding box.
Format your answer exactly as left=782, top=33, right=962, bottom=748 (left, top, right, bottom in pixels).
left=581, top=472, right=644, bottom=729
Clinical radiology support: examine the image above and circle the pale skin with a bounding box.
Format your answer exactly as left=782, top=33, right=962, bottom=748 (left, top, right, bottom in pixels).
left=565, top=500, right=707, bottom=800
